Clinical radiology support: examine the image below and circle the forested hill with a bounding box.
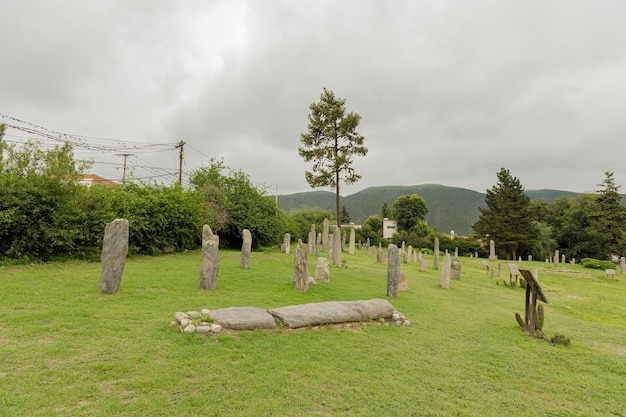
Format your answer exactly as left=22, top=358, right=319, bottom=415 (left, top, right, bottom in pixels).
left=277, top=185, right=612, bottom=236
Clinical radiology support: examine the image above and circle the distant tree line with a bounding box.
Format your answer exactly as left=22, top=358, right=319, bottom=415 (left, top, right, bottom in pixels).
left=473, top=168, right=626, bottom=261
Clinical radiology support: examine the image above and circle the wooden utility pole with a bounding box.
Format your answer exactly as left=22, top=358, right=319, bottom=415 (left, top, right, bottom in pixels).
left=117, top=153, right=134, bottom=184
left=176, top=141, right=186, bottom=186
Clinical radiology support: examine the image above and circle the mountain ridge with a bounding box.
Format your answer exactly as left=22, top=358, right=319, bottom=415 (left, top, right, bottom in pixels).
left=277, top=184, right=599, bottom=236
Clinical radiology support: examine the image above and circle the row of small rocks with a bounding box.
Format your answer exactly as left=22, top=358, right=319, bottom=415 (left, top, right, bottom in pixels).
left=170, top=310, right=223, bottom=335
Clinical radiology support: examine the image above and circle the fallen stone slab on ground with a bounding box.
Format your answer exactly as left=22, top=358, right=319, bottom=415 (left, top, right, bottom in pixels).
left=268, top=298, right=395, bottom=329
left=209, top=307, right=277, bottom=330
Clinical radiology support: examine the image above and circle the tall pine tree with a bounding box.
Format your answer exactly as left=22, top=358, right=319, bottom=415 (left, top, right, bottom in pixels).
left=298, top=88, right=367, bottom=226
left=594, top=171, right=626, bottom=259
left=472, top=168, right=533, bottom=260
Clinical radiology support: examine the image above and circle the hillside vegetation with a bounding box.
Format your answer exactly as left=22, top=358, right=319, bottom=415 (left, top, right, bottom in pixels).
left=278, top=185, right=610, bottom=235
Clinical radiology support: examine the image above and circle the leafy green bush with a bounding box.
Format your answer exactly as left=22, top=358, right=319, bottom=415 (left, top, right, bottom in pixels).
left=581, top=258, right=615, bottom=270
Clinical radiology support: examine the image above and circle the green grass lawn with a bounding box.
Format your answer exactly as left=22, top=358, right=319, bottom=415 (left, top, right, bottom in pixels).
left=1, top=247, right=625, bottom=416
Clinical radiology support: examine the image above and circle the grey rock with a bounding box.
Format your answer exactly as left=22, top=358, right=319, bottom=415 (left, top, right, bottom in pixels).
left=98, top=218, right=129, bottom=294
left=269, top=299, right=395, bottom=329
left=240, top=229, right=252, bottom=269
left=209, top=307, right=277, bottom=330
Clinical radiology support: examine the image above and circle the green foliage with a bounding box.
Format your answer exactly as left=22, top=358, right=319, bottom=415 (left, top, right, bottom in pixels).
left=472, top=168, right=533, bottom=260
left=381, top=201, right=391, bottom=218
left=594, top=171, right=626, bottom=259
left=287, top=207, right=334, bottom=241
left=392, top=194, right=428, bottom=232
left=341, top=205, right=351, bottom=224
left=530, top=221, right=557, bottom=261
left=581, top=258, right=615, bottom=270
left=550, top=333, right=571, bottom=346
left=358, top=215, right=385, bottom=247
left=113, top=183, right=208, bottom=255
left=190, top=159, right=285, bottom=248
left=298, top=88, right=368, bottom=226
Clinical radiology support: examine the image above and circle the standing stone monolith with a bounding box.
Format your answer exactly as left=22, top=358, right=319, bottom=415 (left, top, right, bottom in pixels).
left=451, top=257, right=462, bottom=280
left=98, top=218, right=129, bottom=294
left=315, top=257, right=330, bottom=283
left=489, top=240, right=496, bottom=261
left=293, top=240, right=308, bottom=291
left=433, top=237, right=440, bottom=270
left=328, top=233, right=334, bottom=258
left=441, top=252, right=451, bottom=288
left=281, top=233, right=291, bottom=254
left=342, top=231, right=347, bottom=251
left=199, top=225, right=219, bottom=290
left=308, top=224, right=316, bottom=254
left=387, top=244, right=400, bottom=298
left=315, top=232, right=321, bottom=257
left=554, top=250, right=559, bottom=267
left=620, top=257, right=625, bottom=274
left=561, top=254, right=565, bottom=265
left=376, top=243, right=383, bottom=263
left=332, top=226, right=342, bottom=266
left=322, top=218, right=329, bottom=252
left=420, top=258, right=428, bottom=272
left=240, top=229, right=252, bottom=269
left=349, top=228, right=356, bottom=254
left=398, top=271, right=408, bottom=291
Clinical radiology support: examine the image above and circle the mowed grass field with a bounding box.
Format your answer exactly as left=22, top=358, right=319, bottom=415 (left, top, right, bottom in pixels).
left=1, top=246, right=625, bottom=416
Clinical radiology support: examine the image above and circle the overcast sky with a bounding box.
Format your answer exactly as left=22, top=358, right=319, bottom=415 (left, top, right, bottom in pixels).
left=2, top=0, right=626, bottom=196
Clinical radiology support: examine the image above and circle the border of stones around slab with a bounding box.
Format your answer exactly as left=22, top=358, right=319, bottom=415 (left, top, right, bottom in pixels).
left=170, top=299, right=411, bottom=336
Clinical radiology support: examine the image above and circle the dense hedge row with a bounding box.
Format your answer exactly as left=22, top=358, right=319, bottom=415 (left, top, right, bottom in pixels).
left=0, top=176, right=210, bottom=261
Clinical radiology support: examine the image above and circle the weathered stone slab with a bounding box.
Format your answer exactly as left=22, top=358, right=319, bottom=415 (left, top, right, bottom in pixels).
left=99, top=218, right=129, bottom=294
left=199, top=225, right=219, bottom=290
left=441, top=252, right=451, bottom=288
left=209, top=307, right=277, bottom=330
left=349, top=229, right=355, bottom=254
left=433, top=237, right=440, bottom=270
left=387, top=244, right=400, bottom=298
left=315, top=257, right=330, bottom=282
left=240, top=229, right=251, bottom=269
left=332, top=226, right=342, bottom=266
left=451, top=257, right=462, bottom=280
left=398, top=271, right=408, bottom=291
left=269, top=299, right=395, bottom=329
left=293, top=240, right=308, bottom=291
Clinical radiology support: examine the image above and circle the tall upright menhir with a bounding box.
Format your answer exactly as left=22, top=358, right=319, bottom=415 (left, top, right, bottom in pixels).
left=298, top=88, right=368, bottom=226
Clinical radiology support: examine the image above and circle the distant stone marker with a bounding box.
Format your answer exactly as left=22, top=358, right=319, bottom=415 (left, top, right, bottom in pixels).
left=441, top=252, right=451, bottom=288
left=322, top=218, right=329, bottom=252
left=387, top=244, right=400, bottom=298
left=451, top=257, right=462, bottom=280
left=376, top=243, right=383, bottom=263
left=281, top=233, right=291, bottom=254
left=433, top=237, right=440, bottom=270
left=98, top=218, right=129, bottom=294
left=240, top=229, right=252, bottom=269
left=315, top=257, right=330, bottom=282
left=332, top=226, right=342, bottom=266
left=420, top=258, right=428, bottom=272
left=293, top=240, right=309, bottom=292
left=199, top=225, right=219, bottom=290
left=398, top=271, right=408, bottom=291
left=349, top=229, right=356, bottom=254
